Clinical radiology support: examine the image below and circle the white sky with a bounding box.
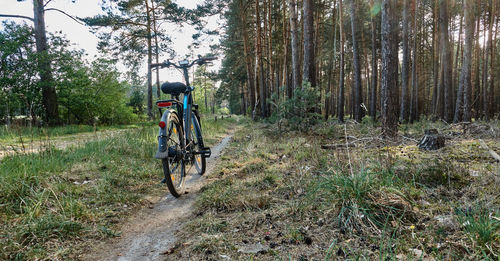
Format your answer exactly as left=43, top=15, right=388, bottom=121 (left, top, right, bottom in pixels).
left=0, top=0, right=222, bottom=83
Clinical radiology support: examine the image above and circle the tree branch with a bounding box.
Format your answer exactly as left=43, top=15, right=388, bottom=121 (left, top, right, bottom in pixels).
left=44, top=8, right=84, bottom=25
left=43, top=0, right=54, bottom=8
left=0, top=14, right=34, bottom=22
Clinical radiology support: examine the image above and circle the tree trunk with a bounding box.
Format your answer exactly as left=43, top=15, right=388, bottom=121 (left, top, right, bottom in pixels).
left=150, top=0, right=161, bottom=99
left=289, top=0, right=301, bottom=93
left=458, top=0, right=475, bottom=122
left=33, top=0, right=59, bottom=125
left=350, top=0, right=363, bottom=122
left=473, top=14, right=481, bottom=120
left=256, top=0, right=266, bottom=117
left=453, top=13, right=463, bottom=118
left=431, top=0, right=439, bottom=116
left=240, top=0, right=255, bottom=115
left=486, top=0, right=496, bottom=120
left=409, top=0, right=418, bottom=123
left=381, top=0, right=399, bottom=137
left=337, top=0, right=345, bottom=123
left=302, top=0, right=315, bottom=87
left=439, top=0, right=453, bottom=122
left=145, top=0, right=153, bottom=120
left=400, top=0, right=409, bottom=123
left=369, top=0, right=378, bottom=120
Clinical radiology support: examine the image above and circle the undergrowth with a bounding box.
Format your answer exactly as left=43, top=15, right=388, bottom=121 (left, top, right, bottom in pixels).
left=171, top=118, right=500, bottom=260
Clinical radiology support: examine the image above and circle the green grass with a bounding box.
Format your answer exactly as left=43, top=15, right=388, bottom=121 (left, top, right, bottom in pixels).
left=171, top=118, right=500, bottom=260
left=0, top=116, right=236, bottom=260
left=0, top=123, right=149, bottom=143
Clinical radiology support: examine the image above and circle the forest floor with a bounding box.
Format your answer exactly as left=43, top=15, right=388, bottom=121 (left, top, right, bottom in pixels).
left=163, top=118, right=500, bottom=260
left=1, top=117, right=499, bottom=260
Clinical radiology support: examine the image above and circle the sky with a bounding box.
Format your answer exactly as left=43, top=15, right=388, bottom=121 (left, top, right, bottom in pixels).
left=0, top=0, right=222, bottom=83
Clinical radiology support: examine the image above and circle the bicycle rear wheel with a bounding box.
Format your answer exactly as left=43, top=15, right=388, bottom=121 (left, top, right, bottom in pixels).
left=162, top=113, right=185, bottom=197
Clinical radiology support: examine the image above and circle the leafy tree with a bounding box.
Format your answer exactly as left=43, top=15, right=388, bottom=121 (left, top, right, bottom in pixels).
left=0, top=0, right=84, bottom=125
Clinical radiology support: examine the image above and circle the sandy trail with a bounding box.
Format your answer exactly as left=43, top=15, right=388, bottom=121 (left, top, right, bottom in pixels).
left=84, top=134, right=233, bottom=261
left=0, top=129, right=127, bottom=160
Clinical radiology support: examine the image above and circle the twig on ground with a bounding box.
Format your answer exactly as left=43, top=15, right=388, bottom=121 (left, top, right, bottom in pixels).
left=401, top=135, right=419, bottom=143
left=344, top=124, right=354, bottom=177
left=479, top=139, right=500, bottom=162
left=321, top=143, right=355, bottom=149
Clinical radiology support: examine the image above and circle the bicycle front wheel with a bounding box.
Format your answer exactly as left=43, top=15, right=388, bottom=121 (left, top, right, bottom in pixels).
left=189, top=114, right=206, bottom=175
left=162, top=113, right=185, bottom=197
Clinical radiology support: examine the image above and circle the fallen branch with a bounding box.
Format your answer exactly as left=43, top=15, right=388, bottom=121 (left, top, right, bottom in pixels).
left=401, top=135, right=419, bottom=143
left=321, top=143, right=356, bottom=149
left=479, top=139, right=500, bottom=162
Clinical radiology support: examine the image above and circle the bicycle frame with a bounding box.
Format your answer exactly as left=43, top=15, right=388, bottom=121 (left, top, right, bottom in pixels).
left=154, top=57, right=214, bottom=159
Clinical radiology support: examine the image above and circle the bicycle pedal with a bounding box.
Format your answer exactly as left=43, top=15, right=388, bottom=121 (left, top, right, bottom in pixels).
left=200, top=147, right=211, bottom=158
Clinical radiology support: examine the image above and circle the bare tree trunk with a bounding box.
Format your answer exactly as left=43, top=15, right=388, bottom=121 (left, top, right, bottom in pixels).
left=453, top=13, right=463, bottom=117
left=409, top=0, right=418, bottom=123
left=439, top=0, right=453, bottom=122
left=150, top=0, right=161, bottom=99
left=431, top=0, right=439, bottom=116
left=331, top=0, right=338, bottom=117
left=240, top=0, right=255, bottom=115
left=145, top=0, right=153, bottom=120
left=33, top=0, right=59, bottom=125
left=381, top=0, right=399, bottom=137
left=457, top=0, right=475, bottom=122
left=282, top=0, right=291, bottom=98
left=350, top=0, right=363, bottom=122
left=482, top=7, right=491, bottom=121
left=289, top=0, right=301, bottom=93
left=473, top=14, right=481, bottom=120
left=369, top=0, right=378, bottom=120
left=400, top=0, right=409, bottom=122
left=302, top=0, right=315, bottom=87
left=487, top=1, right=496, bottom=120
left=267, top=0, right=274, bottom=113
left=256, top=0, right=266, bottom=117
left=337, top=0, right=345, bottom=123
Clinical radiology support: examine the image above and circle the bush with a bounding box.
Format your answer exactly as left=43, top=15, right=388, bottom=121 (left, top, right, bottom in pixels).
left=270, top=82, right=321, bottom=130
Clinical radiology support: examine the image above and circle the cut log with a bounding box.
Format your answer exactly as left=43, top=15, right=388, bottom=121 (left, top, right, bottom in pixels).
left=418, top=129, right=445, bottom=150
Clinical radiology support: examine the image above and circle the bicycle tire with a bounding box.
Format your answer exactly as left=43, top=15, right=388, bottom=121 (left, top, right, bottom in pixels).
left=162, top=112, right=185, bottom=197
left=191, top=115, right=206, bottom=175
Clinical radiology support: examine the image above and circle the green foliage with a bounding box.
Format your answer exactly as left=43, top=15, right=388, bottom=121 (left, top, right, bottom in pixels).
left=0, top=22, right=41, bottom=121
left=192, top=65, right=218, bottom=114
left=270, top=82, right=322, bottom=130
left=456, top=206, right=500, bottom=246
left=0, top=22, right=137, bottom=125
left=56, top=57, right=137, bottom=125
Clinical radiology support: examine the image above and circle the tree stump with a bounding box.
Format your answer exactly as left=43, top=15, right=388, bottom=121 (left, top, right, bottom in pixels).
left=418, top=129, right=445, bottom=150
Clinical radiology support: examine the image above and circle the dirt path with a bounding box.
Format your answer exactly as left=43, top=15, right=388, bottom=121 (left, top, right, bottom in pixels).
left=84, top=133, right=233, bottom=261
left=0, top=129, right=127, bottom=160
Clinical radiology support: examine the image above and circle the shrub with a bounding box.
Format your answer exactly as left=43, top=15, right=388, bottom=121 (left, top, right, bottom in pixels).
left=269, top=82, right=322, bottom=130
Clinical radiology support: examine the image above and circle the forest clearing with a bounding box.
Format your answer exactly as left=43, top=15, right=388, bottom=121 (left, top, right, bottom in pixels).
left=1, top=0, right=499, bottom=260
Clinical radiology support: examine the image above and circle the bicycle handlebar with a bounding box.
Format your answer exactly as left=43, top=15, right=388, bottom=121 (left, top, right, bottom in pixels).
left=150, top=56, right=218, bottom=70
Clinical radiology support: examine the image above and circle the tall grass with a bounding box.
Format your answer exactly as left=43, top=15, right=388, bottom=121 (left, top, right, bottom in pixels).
left=0, top=116, right=236, bottom=260
left=0, top=123, right=147, bottom=143
left=0, top=126, right=161, bottom=260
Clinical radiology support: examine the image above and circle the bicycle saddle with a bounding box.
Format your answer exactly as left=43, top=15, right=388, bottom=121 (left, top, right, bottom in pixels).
left=161, top=82, right=187, bottom=96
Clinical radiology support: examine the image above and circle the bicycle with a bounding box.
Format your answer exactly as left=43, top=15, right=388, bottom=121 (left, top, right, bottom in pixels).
left=150, top=56, right=217, bottom=197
